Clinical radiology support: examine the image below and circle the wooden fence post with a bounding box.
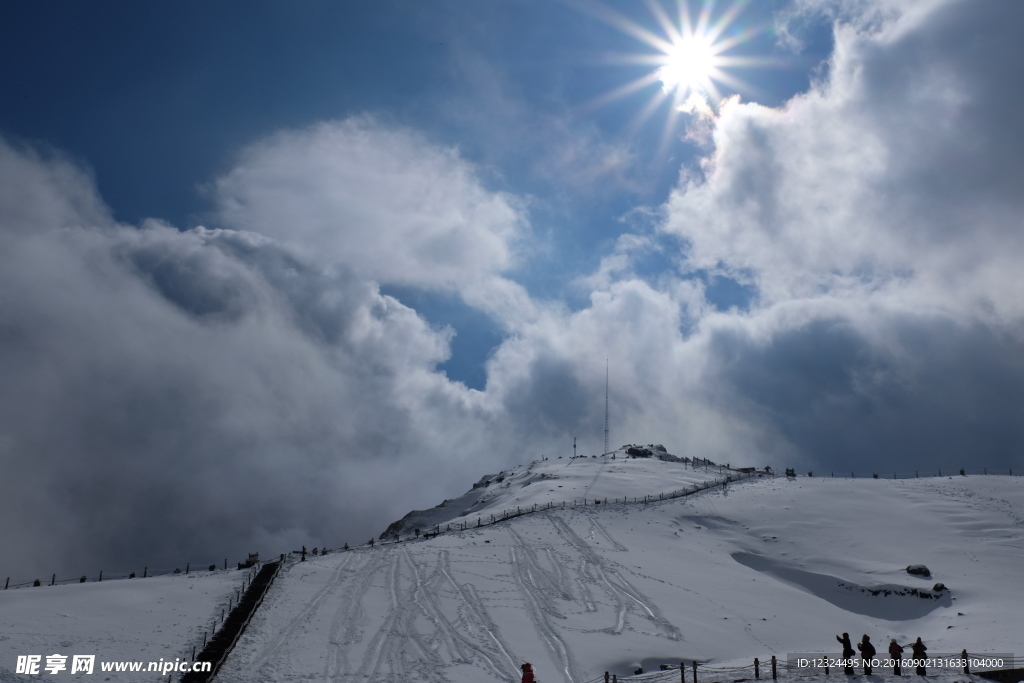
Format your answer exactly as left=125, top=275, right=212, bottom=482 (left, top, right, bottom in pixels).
left=99, top=570, right=103, bottom=582
left=680, top=662, right=685, bottom=682
left=51, top=574, right=55, bottom=586
left=962, top=650, right=969, bottom=674
left=754, top=657, right=759, bottom=679
left=771, top=655, right=777, bottom=680
left=692, top=660, right=697, bottom=683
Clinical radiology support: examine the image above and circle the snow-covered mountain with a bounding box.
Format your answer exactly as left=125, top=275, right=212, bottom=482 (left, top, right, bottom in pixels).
left=3, top=449, right=1023, bottom=682
left=378, top=446, right=705, bottom=541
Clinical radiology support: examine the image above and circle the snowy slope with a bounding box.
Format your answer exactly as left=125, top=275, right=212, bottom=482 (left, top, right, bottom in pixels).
left=3, top=453, right=1021, bottom=683
left=379, top=450, right=727, bottom=540
left=0, top=568, right=250, bottom=681
left=213, top=457, right=1024, bottom=683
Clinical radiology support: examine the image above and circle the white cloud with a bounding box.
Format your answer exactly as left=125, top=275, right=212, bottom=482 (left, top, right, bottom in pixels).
left=212, top=116, right=534, bottom=324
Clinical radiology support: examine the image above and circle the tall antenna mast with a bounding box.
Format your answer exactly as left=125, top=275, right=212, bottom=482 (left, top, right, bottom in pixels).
left=604, top=358, right=609, bottom=455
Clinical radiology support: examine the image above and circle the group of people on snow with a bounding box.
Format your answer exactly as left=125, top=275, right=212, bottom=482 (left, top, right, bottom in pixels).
left=521, top=633, right=930, bottom=683
left=838, top=632, right=929, bottom=676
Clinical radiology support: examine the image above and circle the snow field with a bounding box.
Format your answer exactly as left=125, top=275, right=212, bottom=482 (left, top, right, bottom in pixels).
left=0, top=568, right=250, bottom=681
left=216, top=467, right=1024, bottom=683
left=3, top=456, right=1021, bottom=683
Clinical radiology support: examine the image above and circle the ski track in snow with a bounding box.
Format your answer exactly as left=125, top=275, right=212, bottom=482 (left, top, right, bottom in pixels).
left=323, top=551, right=388, bottom=681
left=227, top=542, right=530, bottom=683
left=588, top=516, right=629, bottom=552
left=356, top=549, right=448, bottom=682
left=508, top=527, right=574, bottom=606
left=404, top=547, right=465, bottom=665
left=548, top=514, right=681, bottom=641
left=509, top=541, right=579, bottom=683
left=246, top=553, right=355, bottom=675
left=330, top=545, right=526, bottom=683
left=438, top=550, right=520, bottom=682
left=358, top=552, right=396, bottom=680
left=575, top=556, right=597, bottom=613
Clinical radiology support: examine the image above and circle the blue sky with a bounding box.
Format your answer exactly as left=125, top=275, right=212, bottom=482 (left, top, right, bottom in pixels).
left=3, top=0, right=1024, bottom=576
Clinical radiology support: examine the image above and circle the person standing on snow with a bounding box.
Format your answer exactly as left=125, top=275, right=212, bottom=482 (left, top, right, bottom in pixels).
left=521, top=662, right=535, bottom=683
left=911, top=637, right=928, bottom=675
left=889, top=639, right=905, bottom=675
left=857, top=634, right=876, bottom=675
left=837, top=632, right=855, bottom=674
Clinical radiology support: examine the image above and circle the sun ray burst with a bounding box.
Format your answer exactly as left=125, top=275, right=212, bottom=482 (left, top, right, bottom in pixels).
left=580, top=0, right=776, bottom=146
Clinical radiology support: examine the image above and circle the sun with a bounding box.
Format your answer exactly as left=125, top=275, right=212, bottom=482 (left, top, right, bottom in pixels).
left=578, top=0, right=770, bottom=154
left=658, top=35, right=719, bottom=93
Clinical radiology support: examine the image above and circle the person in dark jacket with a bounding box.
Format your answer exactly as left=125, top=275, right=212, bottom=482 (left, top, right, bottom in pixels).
left=889, top=639, right=905, bottom=675
left=521, top=662, right=535, bottom=683
left=911, top=638, right=927, bottom=675
left=857, top=634, right=876, bottom=675
left=837, top=632, right=855, bottom=674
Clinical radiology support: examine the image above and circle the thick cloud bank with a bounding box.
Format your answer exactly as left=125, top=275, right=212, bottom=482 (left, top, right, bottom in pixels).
left=0, top=134, right=520, bottom=578
left=3, top=0, right=1024, bottom=578
left=662, top=0, right=1024, bottom=470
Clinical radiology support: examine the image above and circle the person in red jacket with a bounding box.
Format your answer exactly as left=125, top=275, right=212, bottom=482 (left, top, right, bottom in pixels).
left=521, top=662, right=535, bottom=683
